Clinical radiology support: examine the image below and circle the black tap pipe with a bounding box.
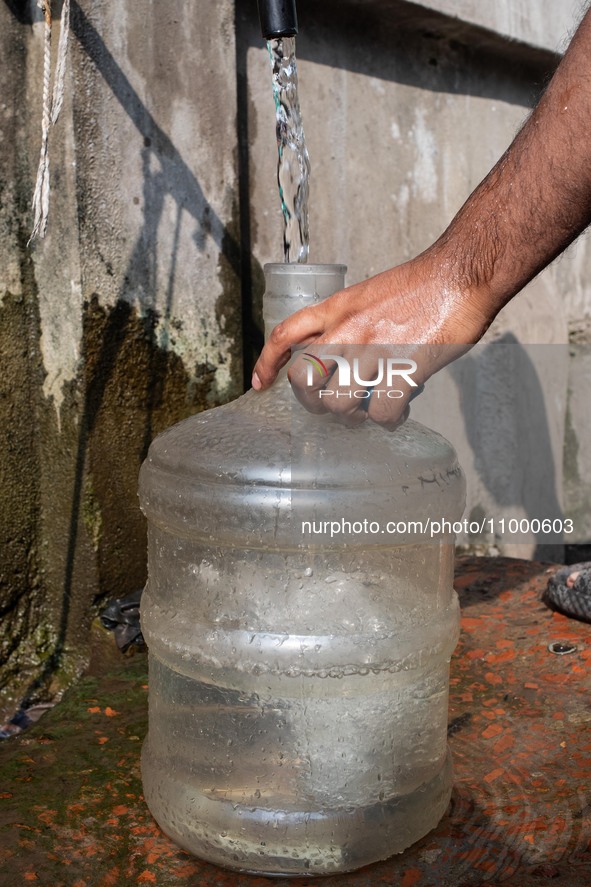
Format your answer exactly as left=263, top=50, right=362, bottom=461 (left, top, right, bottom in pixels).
left=257, top=0, right=298, bottom=38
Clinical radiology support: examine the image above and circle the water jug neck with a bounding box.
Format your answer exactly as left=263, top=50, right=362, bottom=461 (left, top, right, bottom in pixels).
left=262, top=263, right=346, bottom=340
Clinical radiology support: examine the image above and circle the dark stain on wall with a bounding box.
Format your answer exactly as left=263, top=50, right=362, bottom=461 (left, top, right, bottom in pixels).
left=0, top=283, right=44, bottom=710
left=81, top=295, right=223, bottom=608
left=1, top=283, right=240, bottom=719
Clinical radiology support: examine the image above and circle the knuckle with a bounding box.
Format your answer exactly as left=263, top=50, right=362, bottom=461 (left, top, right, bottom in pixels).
left=269, top=321, right=288, bottom=345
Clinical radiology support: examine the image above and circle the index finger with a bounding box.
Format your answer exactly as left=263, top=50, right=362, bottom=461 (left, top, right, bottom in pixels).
left=252, top=303, right=327, bottom=390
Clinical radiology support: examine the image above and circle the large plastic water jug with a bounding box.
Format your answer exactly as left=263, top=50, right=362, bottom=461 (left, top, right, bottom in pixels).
left=139, top=262, right=465, bottom=876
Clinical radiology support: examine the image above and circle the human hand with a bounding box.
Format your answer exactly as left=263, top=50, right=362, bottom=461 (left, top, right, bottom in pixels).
left=251, top=253, right=493, bottom=428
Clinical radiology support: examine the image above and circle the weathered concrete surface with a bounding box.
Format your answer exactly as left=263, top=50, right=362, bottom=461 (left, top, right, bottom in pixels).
left=379, top=0, right=582, bottom=53
left=411, top=340, right=568, bottom=561
left=0, top=0, right=241, bottom=720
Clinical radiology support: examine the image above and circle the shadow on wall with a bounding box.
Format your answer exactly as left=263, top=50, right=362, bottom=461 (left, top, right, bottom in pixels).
left=448, top=334, right=564, bottom=561
left=68, top=0, right=248, bottom=606
left=240, top=0, right=559, bottom=107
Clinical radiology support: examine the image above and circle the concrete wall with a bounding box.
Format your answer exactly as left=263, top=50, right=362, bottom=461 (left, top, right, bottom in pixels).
left=2, top=0, right=591, bottom=714
left=0, top=0, right=241, bottom=720
left=400, top=0, right=581, bottom=52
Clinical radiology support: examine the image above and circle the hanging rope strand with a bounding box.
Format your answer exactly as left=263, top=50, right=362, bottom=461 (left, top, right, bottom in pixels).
left=29, top=0, right=71, bottom=244
left=51, top=0, right=70, bottom=125
left=29, top=1, right=52, bottom=243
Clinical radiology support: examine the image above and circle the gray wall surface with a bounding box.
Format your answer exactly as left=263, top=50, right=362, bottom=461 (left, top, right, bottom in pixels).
left=1, top=0, right=590, bottom=715
left=403, top=0, right=581, bottom=51
left=0, top=0, right=242, bottom=720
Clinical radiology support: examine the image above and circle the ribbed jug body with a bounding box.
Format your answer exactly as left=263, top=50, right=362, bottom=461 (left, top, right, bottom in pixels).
left=139, top=263, right=465, bottom=876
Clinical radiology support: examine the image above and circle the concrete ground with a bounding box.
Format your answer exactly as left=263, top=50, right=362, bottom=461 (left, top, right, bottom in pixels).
left=1, top=556, right=590, bottom=886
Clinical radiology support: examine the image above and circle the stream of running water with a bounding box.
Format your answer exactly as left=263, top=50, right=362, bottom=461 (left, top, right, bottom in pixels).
left=268, top=36, right=311, bottom=263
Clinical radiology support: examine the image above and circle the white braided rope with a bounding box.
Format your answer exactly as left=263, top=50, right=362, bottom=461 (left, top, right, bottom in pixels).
left=29, top=1, right=52, bottom=243
left=51, top=0, right=70, bottom=125
left=29, top=0, right=71, bottom=244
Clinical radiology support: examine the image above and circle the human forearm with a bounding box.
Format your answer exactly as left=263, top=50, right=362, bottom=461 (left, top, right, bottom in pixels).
left=430, top=7, right=591, bottom=316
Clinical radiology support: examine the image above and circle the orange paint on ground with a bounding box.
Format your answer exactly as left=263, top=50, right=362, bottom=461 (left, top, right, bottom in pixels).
left=543, top=674, right=571, bottom=685
left=467, top=648, right=486, bottom=660
left=484, top=768, right=504, bottom=783
left=111, top=805, right=128, bottom=815
left=493, top=733, right=514, bottom=754
left=486, top=649, right=516, bottom=663
left=485, top=672, right=503, bottom=685
left=482, top=723, right=503, bottom=739
left=461, top=617, right=482, bottom=630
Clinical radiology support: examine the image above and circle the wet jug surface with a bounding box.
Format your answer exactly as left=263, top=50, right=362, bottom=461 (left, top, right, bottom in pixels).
left=139, top=263, right=465, bottom=875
